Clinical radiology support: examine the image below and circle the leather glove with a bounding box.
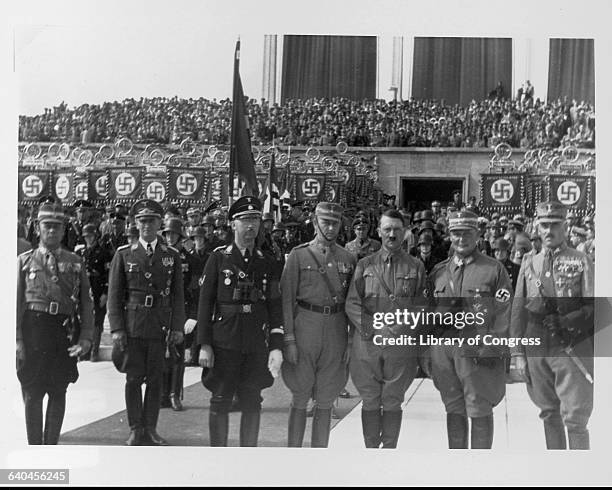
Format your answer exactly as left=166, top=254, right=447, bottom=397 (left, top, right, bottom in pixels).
left=112, top=331, right=128, bottom=351
left=68, top=339, right=92, bottom=357
left=199, top=344, right=214, bottom=369
left=169, top=331, right=184, bottom=345
left=284, top=341, right=298, bottom=365
left=508, top=354, right=531, bottom=384
left=16, top=340, right=25, bottom=362
left=268, top=349, right=283, bottom=378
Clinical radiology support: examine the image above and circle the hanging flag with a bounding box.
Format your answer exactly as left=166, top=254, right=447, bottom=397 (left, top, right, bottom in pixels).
left=262, top=152, right=280, bottom=219
left=547, top=175, right=590, bottom=215
left=479, top=173, right=525, bottom=214
left=18, top=170, right=52, bottom=204
left=229, top=39, right=258, bottom=198
left=52, top=170, right=75, bottom=204
left=167, top=167, right=208, bottom=202
left=107, top=168, right=143, bottom=202
left=88, top=169, right=109, bottom=202
left=142, top=172, right=167, bottom=203
left=295, top=173, right=326, bottom=202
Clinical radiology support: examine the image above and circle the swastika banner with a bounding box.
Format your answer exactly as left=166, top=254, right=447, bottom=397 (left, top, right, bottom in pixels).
left=325, top=179, right=344, bottom=204
left=479, top=173, right=525, bottom=214
left=19, top=170, right=52, bottom=204
left=107, top=168, right=143, bottom=202
left=52, top=171, right=74, bottom=204
left=142, top=173, right=167, bottom=203
left=167, top=167, right=207, bottom=202
left=547, top=175, right=591, bottom=215
left=295, top=173, right=326, bottom=202
left=87, top=169, right=109, bottom=202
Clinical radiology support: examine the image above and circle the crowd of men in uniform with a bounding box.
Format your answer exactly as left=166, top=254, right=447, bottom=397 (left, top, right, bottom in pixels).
left=16, top=190, right=595, bottom=450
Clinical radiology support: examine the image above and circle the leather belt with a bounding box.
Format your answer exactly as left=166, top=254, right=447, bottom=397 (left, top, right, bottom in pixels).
left=26, top=302, right=72, bottom=316
left=297, top=300, right=345, bottom=315
left=217, top=303, right=255, bottom=314
left=127, top=291, right=171, bottom=308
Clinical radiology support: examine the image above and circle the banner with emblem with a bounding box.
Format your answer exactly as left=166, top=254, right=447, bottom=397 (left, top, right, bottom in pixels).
left=325, top=178, right=343, bottom=203
left=207, top=172, right=227, bottom=205
left=294, top=173, right=326, bottom=202
left=87, top=169, right=109, bottom=202
left=547, top=175, right=590, bottom=215
left=479, top=173, right=525, bottom=214
left=141, top=171, right=167, bottom=203
left=106, top=167, right=143, bottom=202
left=524, top=174, right=547, bottom=217
left=51, top=170, right=74, bottom=204
left=18, top=169, right=52, bottom=204
left=73, top=173, right=89, bottom=202
left=166, top=167, right=207, bottom=203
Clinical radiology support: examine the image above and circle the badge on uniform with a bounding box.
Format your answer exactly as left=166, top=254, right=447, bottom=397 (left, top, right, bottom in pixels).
left=162, top=257, right=174, bottom=267
left=127, top=262, right=139, bottom=273
left=495, top=288, right=511, bottom=303
left=29, top=271, right=36, bottom=280
left=223, top=269, right=233, bottom=286
left=145, top=272, right=152, bottom=279
left=199, top=274, right=206, bottom=287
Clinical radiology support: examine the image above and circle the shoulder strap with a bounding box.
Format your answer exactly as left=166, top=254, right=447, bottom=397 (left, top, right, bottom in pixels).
left=305, top=247, right=340, bottom=303
left=369, top=263, right=402, bottom=310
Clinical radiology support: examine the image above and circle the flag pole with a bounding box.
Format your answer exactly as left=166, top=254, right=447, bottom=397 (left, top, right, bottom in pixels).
left=228, top=37, right=240, bottom=208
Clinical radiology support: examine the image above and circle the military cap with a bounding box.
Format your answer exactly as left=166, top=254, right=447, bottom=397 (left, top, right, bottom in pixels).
left=448, top=210, right=479, bottom=231
left=421, top=210, right=434, bottom=221
left=285, top=221, right=300, bottom=228
left=492, top=238, right=510, bottom=251
left=418, top=234, right=433, bottom=245
left=499, top=215, right=509, bottom=222
left=162, top=217, right=184, bottom=237
left=37, top=202, right=65, bottom=224
left=272, top=222, right=287, bottom=232
left=128, top=225, right=139, bottom=238
left=202, top=215, right=216, bottom=226
left=112, top=343, right=129, bottom=373
left=352, top=217, right=369, bottom=228
left=477, top=216, right=489, bottom=226
left=109, top=212, right=126, bottom=221
left=74, top=199, right=93, bottom=209
left=413, top=211, right=423, bottom=223
left=491, top=212, right=500, bottom=220
left=229, top=196, right=262, bottom=220
left=131, top=199, right=164, bottom=220
left=509, top=215, right=524, bottom=227
left=535, top=201, right=567, bottom=223
left=419, top=220, right=435, bottom=233
left=82, top=223, right=98, bottom=236
left=315, top=202, right=343, bottom=222
left=186, top=207, right=201, bottom=217
left=190, top=225, right=207, bottom=238
left=262, top=212, right=275, bottom=222
left=570, top=226, right=587, bottom=238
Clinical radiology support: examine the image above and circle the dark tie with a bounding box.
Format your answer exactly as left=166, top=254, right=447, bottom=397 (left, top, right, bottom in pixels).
left=244, top=248, right=251, bottom=264
left=386, top=255, right=395, bottom=293
left=147, top=243, right=154, bottom=257
left=46, top=252, right=59, bottom=281
left=541, top=249, right=555, bottom=296
left=451, top=258, right=465, bottom=296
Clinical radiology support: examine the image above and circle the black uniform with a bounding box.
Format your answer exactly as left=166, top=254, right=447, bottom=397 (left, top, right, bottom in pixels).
left=184, top=247, right=210, bottom=363
left=197, top=243, right=284, bottom=446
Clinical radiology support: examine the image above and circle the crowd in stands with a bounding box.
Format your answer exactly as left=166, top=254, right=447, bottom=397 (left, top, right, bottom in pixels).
left=19, top=95, right=595, bottom=149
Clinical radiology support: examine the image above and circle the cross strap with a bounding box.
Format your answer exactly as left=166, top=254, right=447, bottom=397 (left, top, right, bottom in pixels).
left=306, top=247, right=340, bottom=304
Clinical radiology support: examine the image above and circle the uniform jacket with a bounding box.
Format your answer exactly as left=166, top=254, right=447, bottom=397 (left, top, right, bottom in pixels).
left=346, top=248, right=427, bottom=339
left=344, top=237, right=382, bottom=261
left=281, top=240, right=357, bottom=338
left=107, top=241, right=185, bottom=339
left=510, top=243, right=594, bottom=356
left=196, top=243, right=284, bottom=353
left=17, top=246, right=94, bottom=342
left=75, top=241, right=113, bottom=299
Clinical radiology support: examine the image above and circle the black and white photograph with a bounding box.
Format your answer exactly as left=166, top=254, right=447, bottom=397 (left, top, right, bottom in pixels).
left=3, top=0, right=612, bottom=485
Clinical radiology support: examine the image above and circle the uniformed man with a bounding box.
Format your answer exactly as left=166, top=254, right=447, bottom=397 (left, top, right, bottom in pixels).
left=416, top=234, right=442, bottom=274
left=431, top=200, right=442, bottom=221
left=160, top=217, right=193, bottom=411
left=75, top=224, right=113, bottom=361
left=183, top=207, right=203, bottom=251
left=16, top=202, right=94, bottom=444
left=345, top=217, right=382, bottom=261
left=281, top=202, right=356, bottom=448
left=197, top=196, right=284, bottom=447
left=63, top=199, right=93, bottom=251
left=345, top=209, right=427, bottom=448
left=492, top=238, right=521, bottom=291
left=428, top=210, right=512, bottom=449
left=100, top=213, right=128, bottom=256
left=107, top=199, right=185, bottom=446
left=510, top=201, right=594, bottom=449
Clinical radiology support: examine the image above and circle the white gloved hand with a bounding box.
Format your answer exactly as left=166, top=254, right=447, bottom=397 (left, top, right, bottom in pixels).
left=267, top=349, right=283, bottom=378
left=184, top=318, right=197, bottom=335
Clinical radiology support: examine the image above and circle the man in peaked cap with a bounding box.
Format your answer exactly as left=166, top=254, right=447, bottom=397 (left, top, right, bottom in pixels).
left=197, top=196, right=284, bottom=447
left=345, top=217, right=381, bottom=261
left=492, top=238, right=521, bottom=292
left=63, top=199, right=93, bottom=251
left=510, top=201, right=594, bottom=449
left=427, top=209, right=512, bottom=449
left=17, top=202, right=94, bottom=444
left=107, top=199, right=185, bottom=446
left=281, top=202, right=356, bottom=447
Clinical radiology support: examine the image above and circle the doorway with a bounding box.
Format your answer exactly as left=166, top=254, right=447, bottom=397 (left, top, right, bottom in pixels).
left=400, top=178, right=464, bottom=213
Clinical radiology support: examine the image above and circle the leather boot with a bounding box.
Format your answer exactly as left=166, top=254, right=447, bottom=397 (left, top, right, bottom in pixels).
left=43, top=391, right=66, bottom=445
left=381, top=410, right=403, bottom=449
left=470, top=415, right=494, bottom=449
left=23, top=389, right=44, bottom=445
left=143, top=380, right=162, bottom=431
left=544, top=421, right=567, bottom=449
left=160, top=370, right=172, bottom=408
left=311, top=408, right=332, bottom=448
left=143, top=428, right=169, bottom=446
left=125, top=381, right=143, bottom=432
left=125, top=428, right=144, bottom=446
left=361, top=409, right=382, bottom=448
left=287, top=407, right=307, bottom=448
left=209, top=411, right=229, bottom=447
left=240, top=411, right=261, bottom=447
left=568, top=429, right=590, bottom=450
left=446, top=413, right=468, bottom=449
left=169, top=363, right=184, bottom=411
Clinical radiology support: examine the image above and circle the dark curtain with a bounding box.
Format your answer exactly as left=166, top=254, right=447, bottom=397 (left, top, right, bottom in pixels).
left=412, top=37, right=512, bottom=105
left=548, top=39, right=594, bottom=104
left=281, top=35, right=377, bottom=101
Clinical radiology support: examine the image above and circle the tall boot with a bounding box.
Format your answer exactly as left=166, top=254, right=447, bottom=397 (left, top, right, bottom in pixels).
left=160, top=370, right=172, bottom=408
left=125, top=381, right=144, bottom=446
left=23, top=389, right=44, bottom=445
left=381, top=410, right=403, bottom=449
left=361, top=409, right=382, bottom=448
left=568, top=429, right=590, bottom=450
left=543, top=421, right=567, bottom=449
left=142, top=380, right=167, bottom=446
left=240, top=411, right=261, bottom=447
left=446, top=413, right=468, bottom=449
left=287, top=407, right=307, bottom=448
left=43, top=391, right=66, bottom=445
left=470, top=415, right=494, bottom=449
left=169, top=363, right=184, bottom=411
left=311, top=408, right=332, bottom=448
left=209, top=411, right=229, bottom=447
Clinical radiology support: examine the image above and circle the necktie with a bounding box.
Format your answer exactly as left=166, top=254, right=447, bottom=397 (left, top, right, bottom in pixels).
left=540, top=249, right=555, bottom=296
left=147, top=243, right=154, bottom=257
left=386, top=255, right=396, bottom=294
left=47, top=252, right=59, bottom=282
left=451, top=258, right=465, bottom=296
left=244, top=248, right=251, bottom=264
